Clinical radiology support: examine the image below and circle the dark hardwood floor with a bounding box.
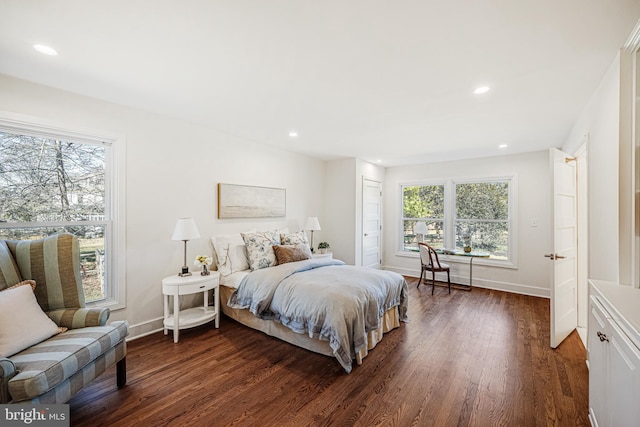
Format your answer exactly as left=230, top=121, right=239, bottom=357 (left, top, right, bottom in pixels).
left=69, top=277, right=589, bottom=426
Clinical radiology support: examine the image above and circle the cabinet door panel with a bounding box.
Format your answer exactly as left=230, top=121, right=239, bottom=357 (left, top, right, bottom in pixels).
left=608, top=318, right=640, bottom=427
left=588, top=298, right=609, bottom=426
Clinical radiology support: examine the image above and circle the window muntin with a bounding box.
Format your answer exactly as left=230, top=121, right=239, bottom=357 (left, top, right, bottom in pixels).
left=0, top=130, right=110, bottom=303
left=401, top=178, right=513, bottom=262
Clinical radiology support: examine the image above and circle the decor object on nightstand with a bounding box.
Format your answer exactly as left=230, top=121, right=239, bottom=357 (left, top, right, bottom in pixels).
left=172, top=217, right=200, bottom=276
left=318, top=241, right=330, bottom=254
left=463, top=234, right=472, bottom=253
left=194, top=255, right=213, bottom=275
left=305, top=216, right=321, bottom=252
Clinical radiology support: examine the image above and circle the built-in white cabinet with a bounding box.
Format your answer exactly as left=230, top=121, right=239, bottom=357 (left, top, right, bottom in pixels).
left=588, top=280, right=640, bottom=427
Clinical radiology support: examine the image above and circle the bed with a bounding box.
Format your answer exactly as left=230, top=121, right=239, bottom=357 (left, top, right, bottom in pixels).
left=212, top=230, right=408, bottom=373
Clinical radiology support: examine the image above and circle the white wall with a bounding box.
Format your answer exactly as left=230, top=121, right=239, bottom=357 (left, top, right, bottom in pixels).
left=324, top=159, right=356, bottom=264
left=563, top=53, right=621, bottom=282
left=324, top=158, right=385, bottom=265
left=0, top=74, right=327, bottom=338
left=383, top=151, right=551, bottom=297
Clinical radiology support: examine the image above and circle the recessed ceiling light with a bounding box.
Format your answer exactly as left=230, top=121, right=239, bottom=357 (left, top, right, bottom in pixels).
left=288, top=131, right=298, bottom=138
left=375, top=160, right=382, bottom=163
left=33, top=44, right=58, bottom=56
left=473, top=86, right=490, bottom=95
left=499, top=144, right=508, bottom=149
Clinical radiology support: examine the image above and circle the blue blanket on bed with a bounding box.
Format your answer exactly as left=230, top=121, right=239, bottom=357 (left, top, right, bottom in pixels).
left=227, top=258, right=408, bottom=372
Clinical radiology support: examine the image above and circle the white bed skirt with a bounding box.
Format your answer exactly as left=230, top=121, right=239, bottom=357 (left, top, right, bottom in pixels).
left=219, top=285, right=400, bottom=365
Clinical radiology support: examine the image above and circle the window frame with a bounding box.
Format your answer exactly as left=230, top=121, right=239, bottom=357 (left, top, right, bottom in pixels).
left=398, top=175, right=518, bottom=269
left=0, top=111, right=127, bottom=310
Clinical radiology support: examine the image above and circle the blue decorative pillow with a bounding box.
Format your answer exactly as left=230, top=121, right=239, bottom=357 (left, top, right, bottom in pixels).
left=280, top=231, right=309, bottom=246
left=241, top=230, right=281, bottom=271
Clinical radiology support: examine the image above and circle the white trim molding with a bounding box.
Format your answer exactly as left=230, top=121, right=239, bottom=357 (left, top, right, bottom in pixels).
left=623, top=18, right=640, bottom=52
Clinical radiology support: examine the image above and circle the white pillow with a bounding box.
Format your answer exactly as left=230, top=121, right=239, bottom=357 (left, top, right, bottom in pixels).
left=241, top=230, right=281, bottom=271
left=211, top=233, right=252, bottom=276
left=0, top=283, right=60, bottom=357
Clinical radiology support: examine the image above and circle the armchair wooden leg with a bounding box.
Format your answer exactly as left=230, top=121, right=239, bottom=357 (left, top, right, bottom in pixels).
left=417, top=267, right=424, bottom=288
left=116, top=357, right=127, bottom=388
left=447, top=271, right=451, bottom=294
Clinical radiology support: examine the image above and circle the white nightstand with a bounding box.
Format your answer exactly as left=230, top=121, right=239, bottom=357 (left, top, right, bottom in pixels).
left=162, top=271, right=220, bottom=343
left=312, top=252, right=333, bottom=259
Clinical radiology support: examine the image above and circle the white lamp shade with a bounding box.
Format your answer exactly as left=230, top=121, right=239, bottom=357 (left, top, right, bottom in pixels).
left=305, top=216, right=321, bottom=231
left=413, top=221, right=428, bottom=235
left=172, top=217, right=201, bottom=241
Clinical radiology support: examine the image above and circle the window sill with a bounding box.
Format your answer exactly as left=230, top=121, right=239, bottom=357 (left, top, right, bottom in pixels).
left=87, top=297, right=126, bottom=311
left=395, top=250, right=517, bottom=269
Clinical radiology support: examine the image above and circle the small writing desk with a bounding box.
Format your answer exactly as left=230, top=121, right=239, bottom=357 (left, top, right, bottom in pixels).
left=410, top=247, right=490, bottom=290
left=437, top=249, right=490, bottom=290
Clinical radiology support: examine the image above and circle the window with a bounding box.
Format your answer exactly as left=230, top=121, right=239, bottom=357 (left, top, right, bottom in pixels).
left=0, top=114, right=125, bottom=308
left=402, top=184, right=445, bottom=250
left=455, top=182, right=509, bottom=259
left=401, top=177, right=515, bottom=264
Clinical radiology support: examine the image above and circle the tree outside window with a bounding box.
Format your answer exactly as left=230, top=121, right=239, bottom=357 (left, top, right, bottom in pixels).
left=0, top=131, right=108, bottom=302
left=455, top=182, right=509, bottom=259
left=402, top=185, right=444, bottom=251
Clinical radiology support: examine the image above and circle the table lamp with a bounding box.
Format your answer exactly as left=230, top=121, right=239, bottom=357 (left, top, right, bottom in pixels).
left=413, top=221, right=428, bottom=243
left=305, top=216, right=321, bottom=253
left=172, top=217, right=200, bottom=276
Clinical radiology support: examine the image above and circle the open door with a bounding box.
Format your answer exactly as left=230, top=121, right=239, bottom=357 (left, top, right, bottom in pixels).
left=548, top=148, right=578, bottom=348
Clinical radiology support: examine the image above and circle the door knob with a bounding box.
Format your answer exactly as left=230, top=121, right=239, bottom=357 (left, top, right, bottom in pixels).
left=555, top=255, right=566, bottom=259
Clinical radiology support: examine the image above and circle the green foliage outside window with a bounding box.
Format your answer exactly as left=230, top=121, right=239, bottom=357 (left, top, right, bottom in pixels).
left=403, top=185, right=445, bottom=251
left=455, top=182, right=509, bottom=258
left=402, top=180, right=510, bottom=260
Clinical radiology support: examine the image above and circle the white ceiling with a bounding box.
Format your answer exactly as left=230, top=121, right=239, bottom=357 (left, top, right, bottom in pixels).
left=1, top=1, right=639, bottom=166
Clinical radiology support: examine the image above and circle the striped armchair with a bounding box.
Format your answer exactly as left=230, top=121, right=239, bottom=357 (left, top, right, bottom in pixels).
left=0, top=233, right=128, bottom=404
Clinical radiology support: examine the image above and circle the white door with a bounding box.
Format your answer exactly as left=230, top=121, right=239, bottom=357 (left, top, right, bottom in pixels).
left=549, top=148, right=578, bottom=348
left=362, top=178, right=382, bottom=268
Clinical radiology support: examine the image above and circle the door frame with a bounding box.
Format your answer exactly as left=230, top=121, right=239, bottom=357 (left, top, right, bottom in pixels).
left=576, top=142, right=589, bottom=346
left=362, top=177, right=383, bottom=268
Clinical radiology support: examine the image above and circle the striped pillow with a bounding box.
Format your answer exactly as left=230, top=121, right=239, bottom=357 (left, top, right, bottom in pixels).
left=0, top=240, right=22, bottom=291
left=6, top=233, right=84, bottom=311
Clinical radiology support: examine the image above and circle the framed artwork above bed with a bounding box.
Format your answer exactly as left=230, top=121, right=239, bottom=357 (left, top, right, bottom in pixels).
left=217, top=183, right=286, bottom=219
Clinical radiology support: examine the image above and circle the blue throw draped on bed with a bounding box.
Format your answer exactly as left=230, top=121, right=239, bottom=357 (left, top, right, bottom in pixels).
left=228, top=258, right=408, bottom=372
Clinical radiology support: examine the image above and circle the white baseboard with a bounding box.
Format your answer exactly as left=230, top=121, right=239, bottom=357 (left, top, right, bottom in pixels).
left=125, top=317, right=165, bottom=341
left=385, top=266, right=550, bottom=298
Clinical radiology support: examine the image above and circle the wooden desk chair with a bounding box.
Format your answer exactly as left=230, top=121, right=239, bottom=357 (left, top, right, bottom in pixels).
left=418, top=242, right=451, bottom=294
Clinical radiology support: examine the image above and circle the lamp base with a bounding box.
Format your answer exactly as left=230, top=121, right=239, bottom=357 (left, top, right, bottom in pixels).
left=178, top=266, right=191, bottom=277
